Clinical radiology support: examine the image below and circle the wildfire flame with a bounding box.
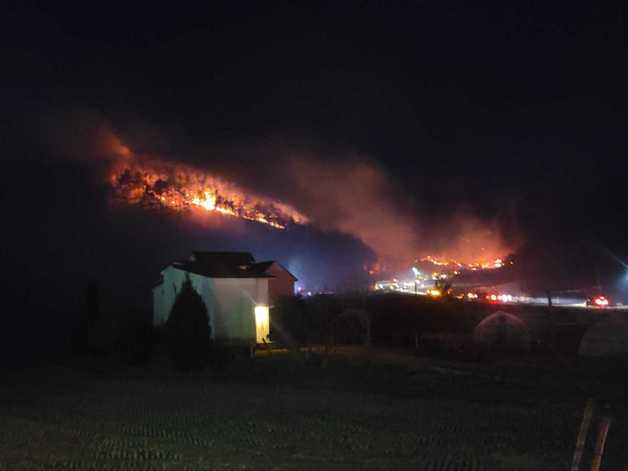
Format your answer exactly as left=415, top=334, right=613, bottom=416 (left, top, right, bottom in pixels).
left=419, top=255, right=507, bottom=270
left=365, top=254, right=508, bottom=279
left=108, top=159, right=308, bottom=229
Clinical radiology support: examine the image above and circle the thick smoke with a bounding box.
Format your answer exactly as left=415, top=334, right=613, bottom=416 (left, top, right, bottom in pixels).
left=423, top=214, right=515, bottom=265
left=9, top=104, right=131, bottom=163
left=99, top=123, right=514, bottom=270
left=13, top=106, right=515, bottom=281
left=281, top=157, right=421, bottom=265
left=210, top=143, right=516, bottom=269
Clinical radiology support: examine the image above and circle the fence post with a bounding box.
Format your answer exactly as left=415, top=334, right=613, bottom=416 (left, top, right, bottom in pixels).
left=571, top=399, right=595, bottom=471
left=589, top=414, right=612, bottom=471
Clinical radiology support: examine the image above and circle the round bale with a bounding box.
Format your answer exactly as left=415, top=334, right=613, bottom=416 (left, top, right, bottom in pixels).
left=473, top=311, right=530, bottom=354
left=579, top=314, right=628, bottom=358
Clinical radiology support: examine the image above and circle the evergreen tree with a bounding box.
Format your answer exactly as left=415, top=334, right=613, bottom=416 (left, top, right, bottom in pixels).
left=166, top=277, right=211, bottom=371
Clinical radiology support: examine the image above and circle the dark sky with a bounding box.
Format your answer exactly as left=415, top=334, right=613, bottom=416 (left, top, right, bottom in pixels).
left=3, top=1, right=628, bottom=306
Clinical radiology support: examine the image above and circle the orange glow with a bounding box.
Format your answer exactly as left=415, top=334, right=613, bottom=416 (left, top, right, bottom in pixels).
left=420, top=255, right=507, bottom=271
left=428, top=288, right=442, bottom=297
left=108, top=158, right=308, bottom=230
left=418, top=216, right=517, bottom=270
left=104, top=133, right=133, bottom=159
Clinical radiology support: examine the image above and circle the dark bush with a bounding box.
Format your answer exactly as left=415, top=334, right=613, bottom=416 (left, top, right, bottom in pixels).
left=420, top=333, right=474, bottom=358
left=87, top=317, right=118, bottom=355
left=207, top=345, right=239, bottom=373
left=332, top=309, right=370, bottom=345
left=270, top=296, right=307, bottom=346
left=305, top=294, right=341, bottom=344
left=116, top=315, right=155, bottom=365
left=166, top=278, right=211, bottom=371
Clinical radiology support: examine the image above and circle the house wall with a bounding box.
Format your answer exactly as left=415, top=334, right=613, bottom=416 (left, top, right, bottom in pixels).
left=267, top=263, right=295, bottom=305
left=153, top=267, right=269, bottom=344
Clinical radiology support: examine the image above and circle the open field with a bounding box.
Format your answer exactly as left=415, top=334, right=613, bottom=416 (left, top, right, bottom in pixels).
left=1, top=348, right=627, bottom=471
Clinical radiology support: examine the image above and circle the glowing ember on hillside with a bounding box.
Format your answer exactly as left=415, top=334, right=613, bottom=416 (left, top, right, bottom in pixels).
left=109, top=159, right=309, bottom=229
left=365, top=253, right=510, bottom=279
left=419, top=255, right=508, bottom=270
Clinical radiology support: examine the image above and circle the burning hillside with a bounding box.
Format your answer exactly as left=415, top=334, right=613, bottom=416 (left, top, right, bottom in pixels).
left=108, top=159, right=309, bottom=230
left=419, top=255, right=507, bottom=270
left=98, top=126, right=516, bottom=279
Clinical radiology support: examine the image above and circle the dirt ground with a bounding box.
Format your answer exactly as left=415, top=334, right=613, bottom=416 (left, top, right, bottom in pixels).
left=1, top=347, right=626, bottom=471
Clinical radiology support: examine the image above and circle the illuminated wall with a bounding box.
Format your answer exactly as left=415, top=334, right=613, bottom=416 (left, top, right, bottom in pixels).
left=153, top=267, right=269, bottom=344
left=266, top=262, right=296, bottom=304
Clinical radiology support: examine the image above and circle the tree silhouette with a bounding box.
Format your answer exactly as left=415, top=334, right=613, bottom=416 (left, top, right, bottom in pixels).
left=85, top=280, right=100, bottom=326
left=166, top=277, right=211, bottom=371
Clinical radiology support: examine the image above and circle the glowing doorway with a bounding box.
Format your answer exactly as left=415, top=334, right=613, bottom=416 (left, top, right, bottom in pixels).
left=254, top=305, right=270, bottom=343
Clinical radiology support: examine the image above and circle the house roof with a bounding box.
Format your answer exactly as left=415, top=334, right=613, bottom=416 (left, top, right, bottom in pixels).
left=170, top=261, right=273, bottom=279
left=164, top=252, right=266, bottom=278
left=265, top=261, right=298, bottom=281
left=251, top=260, right=274, bottom=272
left=191, top=251, right=255, bottom=266
left=163, top=251, right=298, bottom=280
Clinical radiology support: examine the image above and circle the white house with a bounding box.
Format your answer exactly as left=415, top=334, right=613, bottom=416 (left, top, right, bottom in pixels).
left=153, top=251, right=297, bottom=345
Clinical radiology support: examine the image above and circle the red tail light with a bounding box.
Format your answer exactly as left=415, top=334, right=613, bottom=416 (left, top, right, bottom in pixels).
left=594, top=297, right=609, bottom=306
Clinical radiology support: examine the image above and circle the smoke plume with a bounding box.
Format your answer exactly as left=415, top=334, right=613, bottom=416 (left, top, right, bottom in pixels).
left=13, top=105, right=515, bottom=276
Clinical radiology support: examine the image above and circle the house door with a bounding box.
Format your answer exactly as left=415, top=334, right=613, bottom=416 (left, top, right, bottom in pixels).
left=254, top=305, right=270, bottom=343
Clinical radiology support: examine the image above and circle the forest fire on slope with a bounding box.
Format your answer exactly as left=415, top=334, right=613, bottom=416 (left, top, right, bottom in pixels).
left=365, top=255, right=509, bottom=279
left=108, top=159, right=309, bottom=229
left=419, top=255, right=506, bottom=270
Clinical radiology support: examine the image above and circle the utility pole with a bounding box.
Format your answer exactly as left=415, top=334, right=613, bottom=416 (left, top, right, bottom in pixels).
left=595, top=263, right=602, bottom=291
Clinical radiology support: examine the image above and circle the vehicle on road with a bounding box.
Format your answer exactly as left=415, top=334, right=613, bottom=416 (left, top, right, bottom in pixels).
left=586, top=294, right=610, bottom=308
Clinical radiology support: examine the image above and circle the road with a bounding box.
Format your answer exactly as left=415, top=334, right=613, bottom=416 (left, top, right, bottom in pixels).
left=500, top=296, right=628, bottom=310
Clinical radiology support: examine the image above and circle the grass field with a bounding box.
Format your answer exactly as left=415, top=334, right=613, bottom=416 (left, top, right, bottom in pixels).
left=1, top=347, right=626, bottom=470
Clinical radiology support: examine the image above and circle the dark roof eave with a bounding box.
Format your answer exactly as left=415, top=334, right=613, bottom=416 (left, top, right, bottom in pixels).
left=259, top=261, right=298, bottom=281
left=169, top=264, right=275, bottom=279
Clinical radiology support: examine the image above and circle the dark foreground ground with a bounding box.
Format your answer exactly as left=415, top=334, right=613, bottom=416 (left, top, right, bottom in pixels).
left=1, top=347, right=627, bottom=471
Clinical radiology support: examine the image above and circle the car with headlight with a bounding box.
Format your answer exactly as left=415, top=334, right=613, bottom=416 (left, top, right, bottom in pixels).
left=586, top=294, right=610, bottom=308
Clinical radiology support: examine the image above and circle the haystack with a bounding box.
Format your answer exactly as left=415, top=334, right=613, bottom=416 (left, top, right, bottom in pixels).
left=579, top=314, right=628, bottom=358
left=473, top=311, right=530, bottom=353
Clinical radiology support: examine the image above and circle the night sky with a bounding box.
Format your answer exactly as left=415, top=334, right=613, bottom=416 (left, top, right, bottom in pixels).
left=3, top=2, right=628, bottom=310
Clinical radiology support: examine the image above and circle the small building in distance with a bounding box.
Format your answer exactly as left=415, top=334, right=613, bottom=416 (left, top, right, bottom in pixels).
left=153, top=251, right=297, bottom=345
